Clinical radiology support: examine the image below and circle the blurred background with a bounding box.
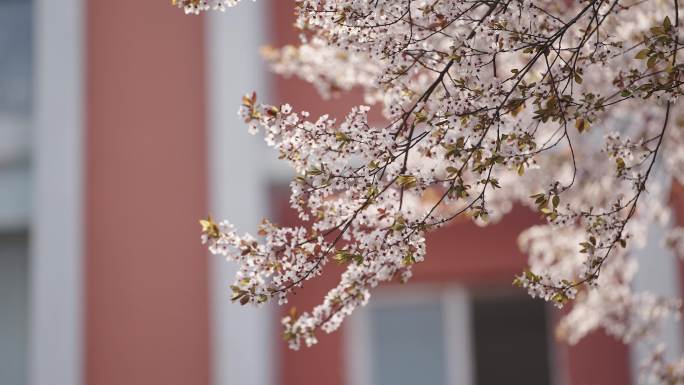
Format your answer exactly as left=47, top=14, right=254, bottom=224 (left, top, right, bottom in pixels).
left=1, top=0, right=682, bottom=384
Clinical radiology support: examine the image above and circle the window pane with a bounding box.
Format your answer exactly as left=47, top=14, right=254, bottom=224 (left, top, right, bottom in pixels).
left=0, top=0, right=31, bottom=229
left=0, top=232, right=29, bottom=385
left=370, top=299, right=447, bottom=385
left=471, top=294, right=552, bottom=385
left=0, top=2, right=32, bottom=385
left=0, top=0, right=32, bottom=116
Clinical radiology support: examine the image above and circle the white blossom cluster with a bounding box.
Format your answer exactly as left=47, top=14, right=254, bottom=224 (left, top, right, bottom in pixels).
left=642, top=345, right=684, bottom=384
left=172, top=0, right=246, bottom=14
left=192, top=0, right=684, bottom=378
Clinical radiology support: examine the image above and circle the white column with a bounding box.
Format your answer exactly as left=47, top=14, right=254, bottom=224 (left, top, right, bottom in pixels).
left=207, top=3, right=274, bottom=385
left=30, top=0, right=84, bottom=385
left=442, top=287, right=474, bottom=385
left=345, top=303, right=373, bottom=385
left=630, top=178, right=683, bottom=381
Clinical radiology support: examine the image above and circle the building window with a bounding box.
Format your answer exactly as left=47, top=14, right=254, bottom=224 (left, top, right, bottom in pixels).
left=369, top=297, right=448, bottom=385
left=350, top=288, right=554, bottom=385
left=471, top=293, right=553, bottom=385
left=0, top=232, right=29, bottom=385
left=0, top=1, right=32, bottom=385
left=0, top=0, right=32, bottom=117
left=0, top=0, right=31, bottom=228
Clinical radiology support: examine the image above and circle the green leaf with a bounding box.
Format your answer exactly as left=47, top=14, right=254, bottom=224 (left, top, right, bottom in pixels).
left=403, top=253, right=416, bottom=266
left=414, top=111, right=428, bottom=123
left=391, top=216, right=406, bottom=232
left=307, top=166, right=323, bottom=176
left=199, top=215, right=220, bottom=239
left=635, top=48, right=650, bottom=60
left=397, top=175, right=418, bottom=189
left=551, top=292, right=568, bottom=305
left=333, top=250, right=363, bottom=265
left=335, top=131, right=351, bottom=143
left=650, top=26, right=666, bottom=35
left=449, top=54, right=462, bottom=63
left=366, top=185, right=379, bottom=199
left=446, top=166, right=459, bottom=176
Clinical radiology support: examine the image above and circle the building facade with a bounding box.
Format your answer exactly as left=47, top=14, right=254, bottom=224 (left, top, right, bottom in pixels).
left=0, top=1, right=682, bottom=385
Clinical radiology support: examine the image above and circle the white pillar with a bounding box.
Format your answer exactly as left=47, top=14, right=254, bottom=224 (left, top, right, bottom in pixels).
left=207, top=3, right=274, bottom=385
left=630, top=178, right=683, bottom=381
left=30, top=0, right=84, bottom=385
left=442, top=287, right=474, bottom=385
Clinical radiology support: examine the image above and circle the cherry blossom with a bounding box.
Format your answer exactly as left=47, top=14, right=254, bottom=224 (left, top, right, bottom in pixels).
left=190, top=0, right=684, bottom=380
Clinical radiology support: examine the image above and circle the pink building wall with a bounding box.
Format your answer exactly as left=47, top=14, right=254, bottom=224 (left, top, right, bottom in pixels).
left=73, top=1, right=674, bottom=384
left=85, top=2, right=210, bottom=384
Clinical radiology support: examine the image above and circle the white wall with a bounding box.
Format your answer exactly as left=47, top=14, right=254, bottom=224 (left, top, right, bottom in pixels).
left=207, top=3, right=275, bottom=385
left=29, top=0, right=84, bottom=384
left=630, top=177, right=683, bottom=381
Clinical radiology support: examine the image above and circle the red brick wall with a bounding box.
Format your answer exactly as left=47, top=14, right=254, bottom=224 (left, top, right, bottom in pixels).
left=85, top=2, right=210, bottom=384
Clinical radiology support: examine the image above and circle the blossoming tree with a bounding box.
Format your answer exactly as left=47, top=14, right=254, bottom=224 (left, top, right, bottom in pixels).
left=182, top=0, right=683, bottom=381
